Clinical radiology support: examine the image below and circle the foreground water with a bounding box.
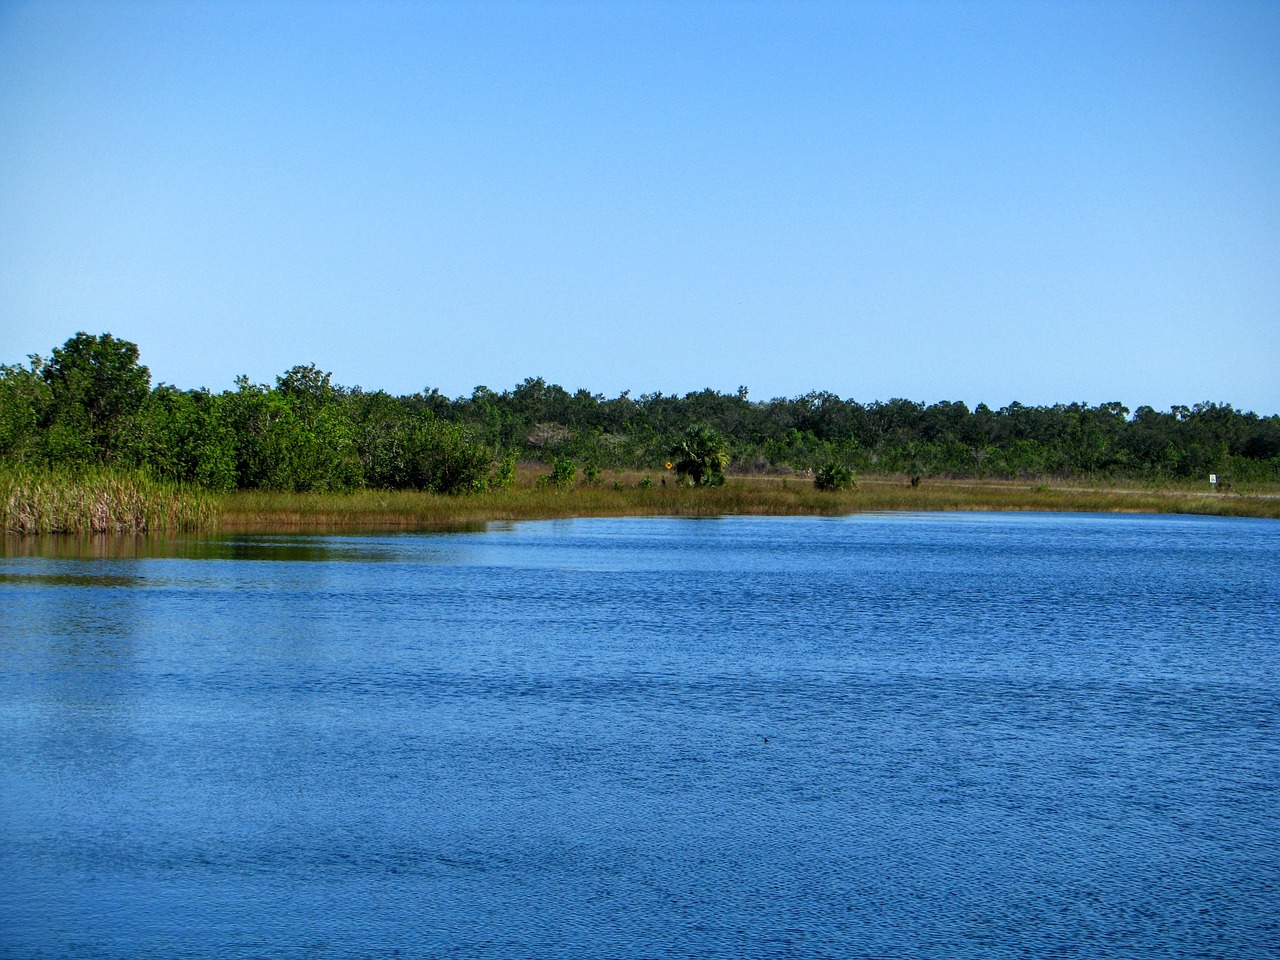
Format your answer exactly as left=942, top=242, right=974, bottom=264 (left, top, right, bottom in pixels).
left=2, top=513, right=1277, bottom=959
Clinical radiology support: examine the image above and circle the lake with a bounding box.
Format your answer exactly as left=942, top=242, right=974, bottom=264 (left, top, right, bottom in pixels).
left=2, top=512, right=1278, bottom=959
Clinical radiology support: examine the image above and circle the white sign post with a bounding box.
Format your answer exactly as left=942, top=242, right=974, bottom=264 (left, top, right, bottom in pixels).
left=1210, top=474, right=1218, bottom=487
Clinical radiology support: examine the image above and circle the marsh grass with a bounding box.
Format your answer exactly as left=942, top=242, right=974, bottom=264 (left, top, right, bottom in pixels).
left=1, top=464, right=218, bottom=535
left=216, top=468, right=1280, bottom=531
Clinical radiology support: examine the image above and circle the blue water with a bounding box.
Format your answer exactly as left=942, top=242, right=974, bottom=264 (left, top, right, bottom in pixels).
left=2, top=513, right=1278, bottom=959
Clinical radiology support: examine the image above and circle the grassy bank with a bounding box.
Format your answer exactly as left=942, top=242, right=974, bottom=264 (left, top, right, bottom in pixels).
left=1, top=465, right=218, bottom=534
left=216, top=469, right=1280, bottom=531
left=7, top=464, right=1271, bottom=537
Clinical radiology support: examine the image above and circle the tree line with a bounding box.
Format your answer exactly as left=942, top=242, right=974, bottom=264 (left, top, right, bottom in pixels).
left=2, top=332, right=1277, bottom=492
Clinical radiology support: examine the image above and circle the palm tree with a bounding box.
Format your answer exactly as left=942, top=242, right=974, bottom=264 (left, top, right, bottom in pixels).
left=671, top=424, right=730, bottom=487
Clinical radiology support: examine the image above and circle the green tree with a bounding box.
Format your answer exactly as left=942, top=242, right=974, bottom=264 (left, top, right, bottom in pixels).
left=128, top=386, right=237, bottom=490
left=222, top=375, right=360, bottom=492
left=405, top=420, right=492, bottom=494
left=346, top=389, right=414, bottom=489
left=0, top=358, right=51, bottom=462
left=40, top=332, right=151, bottom=462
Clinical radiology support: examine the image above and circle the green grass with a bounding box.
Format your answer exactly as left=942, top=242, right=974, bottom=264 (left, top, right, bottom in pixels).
left=1, top=464, right=218, bottom=535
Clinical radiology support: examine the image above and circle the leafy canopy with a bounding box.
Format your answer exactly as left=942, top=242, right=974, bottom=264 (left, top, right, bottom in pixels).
left=41, top=332, right=151, bottom=460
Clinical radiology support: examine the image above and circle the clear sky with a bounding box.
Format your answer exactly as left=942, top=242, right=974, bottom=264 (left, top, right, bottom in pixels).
left=2, top=0, right=1277, bottom=413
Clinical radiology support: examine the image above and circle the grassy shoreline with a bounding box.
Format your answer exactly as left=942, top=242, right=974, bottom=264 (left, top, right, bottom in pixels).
left=216, top=470, right=1280, bottom=531
left=5, top=465, right=1274, bottom=537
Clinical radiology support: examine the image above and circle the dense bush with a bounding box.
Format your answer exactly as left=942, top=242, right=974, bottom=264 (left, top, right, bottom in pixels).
left=814, top=462, right=855, bottom=491
left=405, top=421, right=492, bottom=494
left=538, top=457, right=577, bottom=488
left=4, top=332, right=1279, bottom=491
left=128, top=387, right=237, bottom=491
left=222, top=378, right=361, bottom=492
left=41, top=332, right=150, bottom=462
left=671, top=424, right=730, bottom=487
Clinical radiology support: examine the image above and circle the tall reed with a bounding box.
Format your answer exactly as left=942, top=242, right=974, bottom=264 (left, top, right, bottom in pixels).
left=1, top=464, right=218, bottom=535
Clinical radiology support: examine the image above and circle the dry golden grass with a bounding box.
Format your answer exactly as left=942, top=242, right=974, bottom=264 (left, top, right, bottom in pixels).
left=216, top=469, right=1280, bottom=532
left=5, top=463, right=1273, bottom=539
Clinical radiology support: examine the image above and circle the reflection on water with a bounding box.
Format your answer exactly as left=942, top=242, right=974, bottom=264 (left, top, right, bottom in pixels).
left=0, top=572, right=143, bottom=588
left=2, top=531, right=470, bottom=563
left=3, top=532, right=165, bottom=560
left=2, top=513, right=1278, bottom=960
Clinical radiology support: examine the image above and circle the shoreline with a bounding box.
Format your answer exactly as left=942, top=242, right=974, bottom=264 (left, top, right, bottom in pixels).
left=5, top=470, right=1275, bottom=543
left=214, top=474, right=1280, bottom=532
left=5, top=475, right=1274, bottom=556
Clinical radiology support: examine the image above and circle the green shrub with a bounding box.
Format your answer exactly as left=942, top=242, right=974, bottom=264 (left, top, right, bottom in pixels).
left=490, top=451, right=518, bottom=490
left=406, top=421, right=492, bottom=494
left=814, top=462, right=855, bottom=491
left=0, top=360, right=50, bottom=462
left=127, top=387, right=237, bottom=491
left=672, top=424, right=730, bottom=487
left=538, top=457, right=576, bottom=487
left=223, top=379, right=361, bottom=492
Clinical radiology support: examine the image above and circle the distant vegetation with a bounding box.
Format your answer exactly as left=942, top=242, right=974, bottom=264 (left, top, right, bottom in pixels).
left=3, top=333, right=1279, bottom=510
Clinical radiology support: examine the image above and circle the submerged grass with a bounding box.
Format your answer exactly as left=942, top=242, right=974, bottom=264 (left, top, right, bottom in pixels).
left=216, top=469, right=1280, bottom=532
left=1, top=464, right=219, bottom=535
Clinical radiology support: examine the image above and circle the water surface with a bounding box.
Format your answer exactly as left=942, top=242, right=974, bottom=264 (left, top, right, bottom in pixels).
left=2, top=513, right=1278, bottom=958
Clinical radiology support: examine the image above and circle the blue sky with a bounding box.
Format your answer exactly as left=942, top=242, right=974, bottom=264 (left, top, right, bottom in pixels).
left=2, top=0, right=1277, bottom=413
